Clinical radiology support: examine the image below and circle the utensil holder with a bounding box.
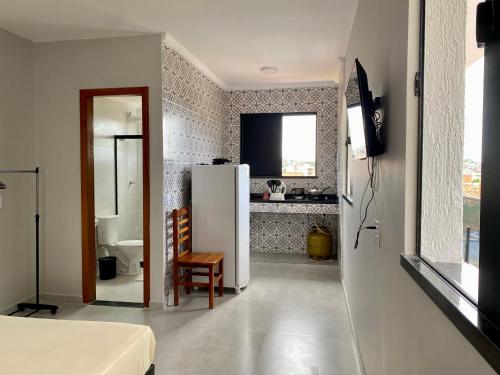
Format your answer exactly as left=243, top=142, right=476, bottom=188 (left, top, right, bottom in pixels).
left=270, top=193, right=285, bottom=201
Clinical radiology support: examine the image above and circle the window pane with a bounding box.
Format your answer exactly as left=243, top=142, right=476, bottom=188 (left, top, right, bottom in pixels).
left=463, top=55, right=483, bottom=268
left=281, top=114, right=316, bottom=177
left=347, top=106, right=366, bottom=160
left=420, top=0, right=482, bottom=302
left=240, top=113, right=283, bottom=177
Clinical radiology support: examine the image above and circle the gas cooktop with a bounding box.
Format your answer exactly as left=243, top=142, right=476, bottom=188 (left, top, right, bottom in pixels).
left=250, top=193, right=338, bottom=204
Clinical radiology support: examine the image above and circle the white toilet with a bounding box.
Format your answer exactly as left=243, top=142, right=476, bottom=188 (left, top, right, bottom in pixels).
left=96, top=215, right=143, bottom=276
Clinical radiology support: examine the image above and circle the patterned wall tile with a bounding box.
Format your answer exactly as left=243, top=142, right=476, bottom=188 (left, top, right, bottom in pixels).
left=250, top=213, right=337, bottom=256
left=224, top=87, right=339, bottom=257
left=250, top=202, right=341, bottom=215
left=346, top=78, right=360, bottom=107
left=224, top=87, right=339, bottom=194
left=162, top=43, right=226, bottom=307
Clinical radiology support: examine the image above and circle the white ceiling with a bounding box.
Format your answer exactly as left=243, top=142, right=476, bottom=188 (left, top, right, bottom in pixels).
left=0, top=0, right=358, bottom=89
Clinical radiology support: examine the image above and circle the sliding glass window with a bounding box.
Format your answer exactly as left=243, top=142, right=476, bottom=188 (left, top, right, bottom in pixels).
left=417, top=0, right=500, bottom=330
left=419, top=0, right=483, bottom=302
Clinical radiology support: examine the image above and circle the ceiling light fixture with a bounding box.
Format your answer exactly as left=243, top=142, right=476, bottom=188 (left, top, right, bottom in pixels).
left=260, top=66, right=278, bottom=75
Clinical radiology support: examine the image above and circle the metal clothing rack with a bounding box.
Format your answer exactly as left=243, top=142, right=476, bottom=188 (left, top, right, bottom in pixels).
left=0, top=168, right=58, bottom=316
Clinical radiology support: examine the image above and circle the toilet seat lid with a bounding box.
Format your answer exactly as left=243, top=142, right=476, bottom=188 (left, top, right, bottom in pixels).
left=115, top=239, right=143, bottom=247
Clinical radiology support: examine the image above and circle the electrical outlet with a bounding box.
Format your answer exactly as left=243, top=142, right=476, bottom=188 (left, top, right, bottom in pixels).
left=365, top=221, right=381, bottom=248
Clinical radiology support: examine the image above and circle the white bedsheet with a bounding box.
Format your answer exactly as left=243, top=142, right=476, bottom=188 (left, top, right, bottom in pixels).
left=0, top=315, right=156, bottom=375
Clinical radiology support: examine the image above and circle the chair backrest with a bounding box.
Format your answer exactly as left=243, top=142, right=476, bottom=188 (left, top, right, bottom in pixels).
left=172, top=207, right=191, bottom=261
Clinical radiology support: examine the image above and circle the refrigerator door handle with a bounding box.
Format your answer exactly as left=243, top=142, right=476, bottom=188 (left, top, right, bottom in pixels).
left=234, top=166, right=239, bottom=287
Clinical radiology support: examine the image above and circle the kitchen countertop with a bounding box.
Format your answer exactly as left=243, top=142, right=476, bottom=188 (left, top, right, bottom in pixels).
left=250, top=194, right=341, bottom=215
left=250, top=193, right=339, bottom=205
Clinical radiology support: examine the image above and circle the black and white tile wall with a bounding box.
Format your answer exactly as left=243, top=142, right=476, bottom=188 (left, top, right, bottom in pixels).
left=162, top=42, right=340, bottom=306
left=250, top=213, right=337, bottom=256
left=224, top=88, right=339, bottom=256
left=162, top=44, right=226, bottom=306
left=345, top=77, right=360, bottom=106
left=224, top=88, right=338, bottom=193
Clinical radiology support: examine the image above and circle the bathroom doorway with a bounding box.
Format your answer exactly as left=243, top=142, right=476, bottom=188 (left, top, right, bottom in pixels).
left=80, top=87, right=150, bottom=307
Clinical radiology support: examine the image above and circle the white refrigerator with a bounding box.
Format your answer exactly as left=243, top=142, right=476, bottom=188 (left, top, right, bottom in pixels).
left=191, top=164, right=250, bottom=292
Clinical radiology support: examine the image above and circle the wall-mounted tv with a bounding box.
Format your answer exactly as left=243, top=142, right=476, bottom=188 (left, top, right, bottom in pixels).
left=346, top=59, right=384, bottom=160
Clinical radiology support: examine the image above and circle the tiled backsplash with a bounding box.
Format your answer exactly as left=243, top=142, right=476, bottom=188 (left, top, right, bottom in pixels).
left=162, top=42, right=339, bottom=306
left=224, top=88, right=339, bottom=258
left=250, top=212, right=337, bottom=256
left=224, top=88, right=338, bottom=194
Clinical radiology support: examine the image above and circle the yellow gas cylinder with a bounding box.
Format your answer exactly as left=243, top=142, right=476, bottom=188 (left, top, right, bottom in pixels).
left=307, top=222, right=332, bottom=260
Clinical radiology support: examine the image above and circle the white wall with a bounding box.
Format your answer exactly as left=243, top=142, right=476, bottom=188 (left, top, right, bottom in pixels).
left=0, top=28, right=36, bottom=311
left=421, top=0, right=466, bottom=262
left=34, top=35, right=164, bottom=303
left=340, top=0, right=496, bottom=374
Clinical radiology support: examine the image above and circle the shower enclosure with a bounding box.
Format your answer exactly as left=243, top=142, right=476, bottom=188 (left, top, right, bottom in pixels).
left=114, top=135, right=143, bottom=241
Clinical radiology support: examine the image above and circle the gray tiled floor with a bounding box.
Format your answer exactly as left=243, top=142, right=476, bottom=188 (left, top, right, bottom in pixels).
left=250, top=252, right=337, bottom=265
left=96, top=273, right=143, bottom=303
left=32, top=262, right=360, bottom=375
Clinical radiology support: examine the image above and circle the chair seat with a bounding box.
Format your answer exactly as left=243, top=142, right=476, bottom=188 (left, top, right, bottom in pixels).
left=172, top=207, right=224, bottom=309
left=177, top=252, right=224, bottom=267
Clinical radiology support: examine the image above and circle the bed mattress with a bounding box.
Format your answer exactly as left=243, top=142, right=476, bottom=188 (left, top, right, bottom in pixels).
left=0, top=315, right=156, bottom=375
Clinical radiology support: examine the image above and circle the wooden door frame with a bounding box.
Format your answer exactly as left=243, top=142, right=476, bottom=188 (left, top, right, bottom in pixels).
left=80, top=87, right=150, bottom=307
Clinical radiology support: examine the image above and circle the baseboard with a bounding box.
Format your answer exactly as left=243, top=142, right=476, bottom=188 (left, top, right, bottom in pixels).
left=38, top=294, right=83, bottom=304
left=147, top=301, right=163, bottom=310
left=0, top=295, right=34, bottom=315
left=342, top=279, right=367, bottom=375
left=2, top=294, right=164, bottom=314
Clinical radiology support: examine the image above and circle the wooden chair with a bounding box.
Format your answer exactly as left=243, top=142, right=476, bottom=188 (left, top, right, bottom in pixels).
left=172, top=207, right=224, bottom=309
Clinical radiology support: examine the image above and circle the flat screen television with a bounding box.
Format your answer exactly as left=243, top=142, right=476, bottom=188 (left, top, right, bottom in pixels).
left=346, top=59, right=384, bottom=160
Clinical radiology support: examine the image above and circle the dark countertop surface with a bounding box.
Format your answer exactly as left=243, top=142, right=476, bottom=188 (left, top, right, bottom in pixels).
left=250, top=193, right=339, bottom=205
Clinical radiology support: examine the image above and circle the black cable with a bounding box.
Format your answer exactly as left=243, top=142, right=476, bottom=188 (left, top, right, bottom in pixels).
left=353, top=110, right=382, bottom=249
left=354, top=157, right=377, bottom=249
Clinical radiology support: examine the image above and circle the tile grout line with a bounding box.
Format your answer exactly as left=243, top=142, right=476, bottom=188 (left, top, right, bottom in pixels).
left=164, top=98, right=225, bottom=126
